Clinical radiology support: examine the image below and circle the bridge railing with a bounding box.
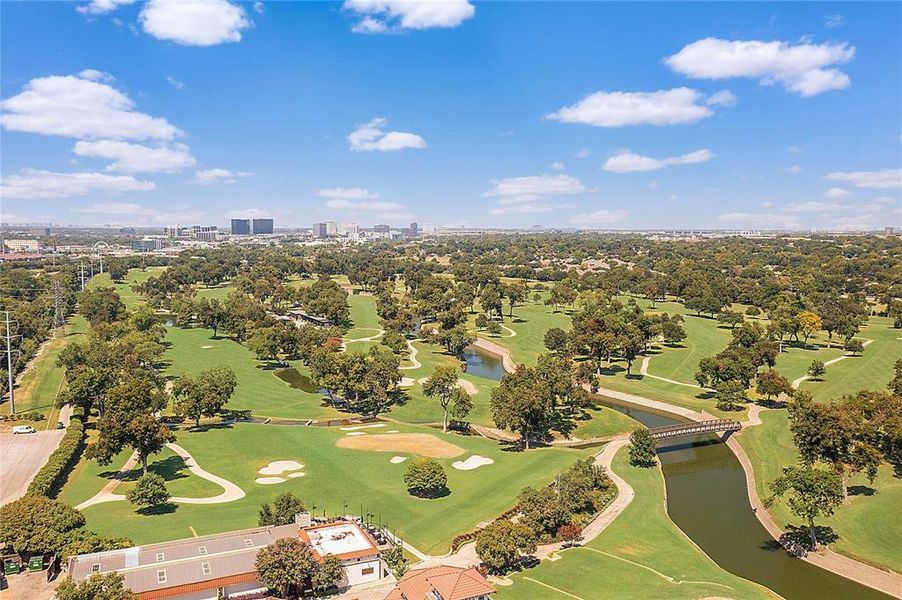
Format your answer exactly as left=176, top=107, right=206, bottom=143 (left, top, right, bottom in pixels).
left=649, top=419, right=742, bottom=439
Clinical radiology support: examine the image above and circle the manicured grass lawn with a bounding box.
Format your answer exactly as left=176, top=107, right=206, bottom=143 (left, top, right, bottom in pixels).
left=76, top=422, right=587, bottom=554
left=194, top=282, right=235, bottom=302
left=160, top=326, right=341, bottom=420
left=4, top=315, right=87, bottom=423
left=470, top=297, right=573, bottom=366
left=797, top=317, right=901, bottom=402
left=737, top=409, right=902, bottom=572
left=87, top=267, right=166, bottom=310
left=496, top=448, right=777, bottom=600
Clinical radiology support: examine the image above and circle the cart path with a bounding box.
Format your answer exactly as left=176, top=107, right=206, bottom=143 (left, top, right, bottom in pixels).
left=74, top=442, right=244, bottom=510
left=400, top=339, right=422, bottom=370
left=790, top=338, right=874, bottom=389
left=639, top=355, right=703, bottom=389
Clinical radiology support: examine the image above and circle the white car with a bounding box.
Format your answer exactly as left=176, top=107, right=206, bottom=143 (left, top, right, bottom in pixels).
left=12, top=425, right=37, bottom=434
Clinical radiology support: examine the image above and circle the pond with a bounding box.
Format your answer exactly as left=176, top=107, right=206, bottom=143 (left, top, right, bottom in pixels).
left=460, top=346, right=508, bottom=380
left=273, top=367, right=321, bottom=393
left=593, top=395, right=891, bottom=600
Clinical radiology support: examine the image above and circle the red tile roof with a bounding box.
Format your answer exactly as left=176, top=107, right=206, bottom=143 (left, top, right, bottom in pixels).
left=384, top=565, right=494, bottom=600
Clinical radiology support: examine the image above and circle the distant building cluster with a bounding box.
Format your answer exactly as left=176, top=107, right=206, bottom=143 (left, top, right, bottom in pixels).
left=311, top=221, right=419, bottom=241
left=230, top=218, right=274, bottom=235
left=165, top=225, right=219, bottom=242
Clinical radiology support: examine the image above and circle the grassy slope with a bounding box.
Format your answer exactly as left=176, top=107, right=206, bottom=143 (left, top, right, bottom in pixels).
left=161, top=326, right=341, bottom=420
left=496, top=448, right=777, bottom=600
left=75, top=422, right=587, bottom=554
left=737, top=318, right=902, bottom=572
left=5, top=315, right=87, bottom=422
left=87, top=267, right=166, bottom=310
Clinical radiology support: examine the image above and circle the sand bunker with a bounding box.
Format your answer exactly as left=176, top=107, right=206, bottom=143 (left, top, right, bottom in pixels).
left=255, top=477, right=286, bottom=485
left=286, top=472, right=306, bottom=478
left=258, top=460, right=304, bottom=475
left=201, top=345, right=214, bottom=349
left=452, top=455, right=494, bottom=471
left=346, top=432, right=367, bottom=436
left=386, top=430, right=399, bottom=434
left=336, top=433, right=465, bottom=458
left=340, top=424, right=385, bottom=431
left=390, top=456, right=408, bottom=464
left=417, top=377, right=477, bottom=395
left=399, top=377, right=416, bottom=387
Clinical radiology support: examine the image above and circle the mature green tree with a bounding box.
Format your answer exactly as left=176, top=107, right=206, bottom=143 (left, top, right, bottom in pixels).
left=844, top=338, right=865, bottom=355
left=717, top=310, right=744, bottom=329
left=0, top=496, right=85, bottom=555
left=382, top=538, right=409, bottom=577
left=889, top=359, right=902, bottom=396
left=808, top=360, right=827, bottom=381
left=126, top=473, right=170, bottom=510
left=403, top=457, right=448, bottom=498
left=517, top=486, right=569, bottom=538
left=543, top=327, right=569, bottom=354
left=504, top=281, right=529, bottom=319
left=434, top=323, right=476, bottom=356
left=255, top=537, right=318, bottom=599
left=629, top=427, right=657, bottom=467
left=313, top=554, right=343, bottom=593
left=78, top=287, right=127, bottom=326
left=59, top=531, right=132, bottom=560
left=248, top=326, right=283, bottom=362
left=479, top=283, right=504, bottom=319
left=173, top=367, right=238, bottom=427
left=766, top=465, right=843, bottom=550
left=660, top=315, right=687, bottom=345
left=490, top=366, right=555, bottom=449
left=714, top=380, right=747, bottom=411
left=258, top=492, right=306, bottom=526
left=55, top=573, right=136, bottom=600
left=756, top=369, right=793, bottom=403
left=196, top=297, right=226, bottom=337
left=475, top=519, right=537, bottom=573
left=423, top=365, right=473, bottom=432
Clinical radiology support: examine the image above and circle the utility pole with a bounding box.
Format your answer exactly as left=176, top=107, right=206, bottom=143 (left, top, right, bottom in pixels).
left=51, top=280, right=65, bottom=338
left=99, top=253, right=104, bottom=275
left=3, top=311, right=17, bottom=414
left=79, top=261, right=86, bottom=291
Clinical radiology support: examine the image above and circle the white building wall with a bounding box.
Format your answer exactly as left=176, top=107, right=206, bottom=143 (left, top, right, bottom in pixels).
left=341, top=557, right=383, bottom=586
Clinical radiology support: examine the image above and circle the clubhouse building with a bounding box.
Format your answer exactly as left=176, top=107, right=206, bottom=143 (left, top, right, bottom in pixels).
left=384, top=565, right=494, bottom=600
left=67, top=520, right=385, bottom=599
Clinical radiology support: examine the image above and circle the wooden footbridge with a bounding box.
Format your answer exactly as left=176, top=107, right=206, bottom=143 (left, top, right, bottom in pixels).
left=649, top=419, right=742, bottom=440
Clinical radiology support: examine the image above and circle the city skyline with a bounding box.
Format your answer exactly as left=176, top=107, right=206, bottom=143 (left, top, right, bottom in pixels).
left=1, top=1, right=900, bottom=230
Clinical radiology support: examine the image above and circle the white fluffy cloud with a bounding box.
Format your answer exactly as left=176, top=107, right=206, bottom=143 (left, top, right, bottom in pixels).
left=785, top=164, right=802, bottom=174
left=824, top=169, right=902, bottom=189
left=485, top=174, right=584, bottom=216
left=1, top=169, right=155, bottom=199
left=547, top=88, right=722, bottom=127
left=823, top=187, right=850, bottom=200
left=347, top=118, right=426, bottom=152
left=193, top=169, right=252, bottom=185
left=344, top=0, right=474, bottom=33
left=77, top=0, right=136, bottom=15
left=326, top=199, right=402, bottom=211
left=140, top=0, right=251, bottom=46
left=569, top=210, right=629, bottom=226
left=316, top=187, right=380, bottom=200
left=705, top=89, right=738, bottom=107
left=665, top=38, right=855, bottom=97
left=0, top=72, right=182, bottom=140
left=73, top=140, right=196, bottom=173
left=602, top=149, right=714, bottom=173
left=485, top=174, right=585, bottom=198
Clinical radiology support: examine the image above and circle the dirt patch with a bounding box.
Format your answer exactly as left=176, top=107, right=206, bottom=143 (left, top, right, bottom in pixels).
left=336, top=433, right=465, bottom=458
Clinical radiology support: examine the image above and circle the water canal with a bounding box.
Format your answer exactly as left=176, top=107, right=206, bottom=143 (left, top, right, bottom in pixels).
left=464, top=345, right=889, bottom=599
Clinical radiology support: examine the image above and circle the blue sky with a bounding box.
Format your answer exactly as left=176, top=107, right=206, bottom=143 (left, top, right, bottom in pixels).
left=1, top=0, right=900, bottom=230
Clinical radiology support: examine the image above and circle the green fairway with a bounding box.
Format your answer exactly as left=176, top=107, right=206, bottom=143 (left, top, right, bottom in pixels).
left=193, top=282, right=235, bottom=301
left=5, top=315, right=87, bottom=422
left=738, top=408, right=902, bottom=572
left=471, top=296, right=573, bottom=365
left=74, top=422, right=587, bottom=554
left=87, top=267, right=166, bottom=310
left=161, top=325, right=341, bottom=420
left=797, top=317, right=901, bottom=402
left=496, top=448, right=777, bottom=600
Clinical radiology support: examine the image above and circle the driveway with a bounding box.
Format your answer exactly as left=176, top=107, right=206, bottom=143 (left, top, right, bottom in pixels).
left=0, top=428, right=66, bottom=505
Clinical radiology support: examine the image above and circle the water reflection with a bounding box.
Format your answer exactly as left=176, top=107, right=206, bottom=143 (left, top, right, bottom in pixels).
left=460, top=347, right=507, bottom=380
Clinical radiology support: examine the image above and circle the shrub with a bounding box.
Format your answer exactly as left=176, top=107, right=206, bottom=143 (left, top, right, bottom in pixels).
left=381, top=330, right=407, bottom=354
left=27, top=412, right=86, bottom=498
left=629, top=427, right=657, bottom=467
left=403, top=457, right=448, bottom=498
left=126, top=473, right=170, bottom=509
left=557, top=523, right=582, bottom=544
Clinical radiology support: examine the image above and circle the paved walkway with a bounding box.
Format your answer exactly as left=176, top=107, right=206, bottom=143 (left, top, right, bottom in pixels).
left=471, top=337, right=518, bottom=373
left=400, top=340, right=421, bottom=370
left=74, top=442, right=244, bottom=510
left=639, top=355, right=704, bottom=389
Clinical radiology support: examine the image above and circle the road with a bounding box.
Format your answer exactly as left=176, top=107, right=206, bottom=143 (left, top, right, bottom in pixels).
left=0, top=406, right=72, bottom=505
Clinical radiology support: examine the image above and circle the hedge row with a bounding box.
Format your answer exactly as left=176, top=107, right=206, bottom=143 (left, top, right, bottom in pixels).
left=26, top=410, right=86, bottom=499
left=450, top=505, right=520, bottom=551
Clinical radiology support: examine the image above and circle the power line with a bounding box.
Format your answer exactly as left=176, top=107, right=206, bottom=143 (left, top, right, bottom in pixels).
left=3, top=311, right=19, bottom=414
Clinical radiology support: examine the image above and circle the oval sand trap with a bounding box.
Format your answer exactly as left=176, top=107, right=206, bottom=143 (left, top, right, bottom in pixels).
left=201, top=345, right=214, bottom=349
left=336, top=433, right=465, bottom=458
left=346, top=432, right=367, bottom=436
left=286, top=472, right=306, bottom=478
left=452, top=455, right=495, bottom=470
left=258, top=460, right=304, bottom=475
left=390, top=456, right=407, bottom=464
left=255, top=477, right=286, bottom=485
